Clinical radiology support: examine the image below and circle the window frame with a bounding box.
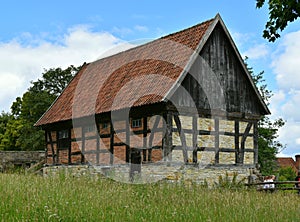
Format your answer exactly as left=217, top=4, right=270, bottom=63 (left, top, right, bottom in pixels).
left=131, top=119, right=142, bottom=128
left=102, top=122, right=109, bottom=129
left=57, top=129, right=70, bottom=150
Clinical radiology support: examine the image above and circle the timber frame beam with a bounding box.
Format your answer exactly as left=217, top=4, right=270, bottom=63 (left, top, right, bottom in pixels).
left=43, top=104, right=260, bottom=167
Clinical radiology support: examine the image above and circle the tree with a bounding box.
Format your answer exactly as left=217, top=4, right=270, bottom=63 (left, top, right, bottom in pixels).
left=0, top=112, right=14, bottom=150
left=256, top=0, right=300, bottom=42
left=246, top=58, right=285, bottom=175
left=30, top=66, right=78, bottom=97
left=0, top=117, right=23, bottom=151
left=277, top=166, right=296, bottom=181
left=257, top=117, right=285, bottom=175
left=1, top=65, right=80, bottom=151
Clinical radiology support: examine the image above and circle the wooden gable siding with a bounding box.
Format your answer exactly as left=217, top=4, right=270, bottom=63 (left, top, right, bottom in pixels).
left=171, top=23, right=265, bottom=116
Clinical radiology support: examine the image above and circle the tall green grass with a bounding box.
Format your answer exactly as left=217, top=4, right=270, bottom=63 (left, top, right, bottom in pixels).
left=0, top=173, right=299, bottom=221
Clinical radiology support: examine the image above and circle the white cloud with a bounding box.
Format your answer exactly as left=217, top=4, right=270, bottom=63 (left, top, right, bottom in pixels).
left=281, top=90, right=300, bottom=121
left=112, top=25, right=149, bottom=37
left=0, top=73, right=24, bottom=111
left=270, top=90, right=300, bottom=158
left=134, top=25, right=148, bottom=32
left=242, top=44, right=269, bottom=60
left=276, top=153, right=292, bottom=158
left=0, top=26, right=126, bottom=112
left=272, top=30, right=300, bottom=90
left=268, top=30, right=300, bottom=158
left=231, top=31, right=252, bottom=48
left=277, top=121, right=300, bottom=157
left=112, top=27, right=133, bottom=36
left=269, top=90, right=286, bottom=118
left=270, top=90, right=285, bottom=106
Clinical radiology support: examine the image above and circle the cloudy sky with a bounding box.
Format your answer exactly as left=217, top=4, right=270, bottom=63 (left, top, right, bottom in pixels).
left=1, top=1, right=300, bottom=158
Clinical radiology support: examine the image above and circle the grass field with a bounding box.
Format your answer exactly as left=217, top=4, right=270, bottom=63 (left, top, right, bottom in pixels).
left=0, top=172, right=299, bottom=221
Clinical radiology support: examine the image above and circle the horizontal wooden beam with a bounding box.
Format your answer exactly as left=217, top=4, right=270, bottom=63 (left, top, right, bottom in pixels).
left=166, top=105, right=262, bottom=121
left=83, top=149, right=110, bottom=154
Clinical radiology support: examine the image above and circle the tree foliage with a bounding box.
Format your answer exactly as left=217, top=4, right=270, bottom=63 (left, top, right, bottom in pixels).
left=257, top=117, right=285, bottom=175
left=0, top=65, right=80, bottom=151
left=256, top=0, right=300, bottom=42
left=0, top=112, right=18, bottom=150
left=277, top=166, right=297, bottom=181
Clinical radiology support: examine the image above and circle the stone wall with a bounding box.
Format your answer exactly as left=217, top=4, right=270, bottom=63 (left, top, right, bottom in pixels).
left=0, top=151, right=45, bottom=172
left=43, top=163, right=255, bottom=187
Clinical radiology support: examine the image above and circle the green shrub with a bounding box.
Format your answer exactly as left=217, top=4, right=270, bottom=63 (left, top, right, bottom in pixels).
left=214, top=172, right=246, bottom=190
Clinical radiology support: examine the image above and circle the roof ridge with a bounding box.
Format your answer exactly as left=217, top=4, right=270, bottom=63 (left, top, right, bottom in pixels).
left=161, top=18, right=215, bottom=40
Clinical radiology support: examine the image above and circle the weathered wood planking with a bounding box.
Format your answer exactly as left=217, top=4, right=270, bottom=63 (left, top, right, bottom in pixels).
left=171, top=23, right=264, bottom=115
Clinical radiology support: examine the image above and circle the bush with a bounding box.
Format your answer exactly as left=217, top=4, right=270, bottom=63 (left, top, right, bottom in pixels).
left=214, top=172, right=246, bottom=190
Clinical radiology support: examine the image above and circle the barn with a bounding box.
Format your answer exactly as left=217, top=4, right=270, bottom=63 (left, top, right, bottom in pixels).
left=35, top=14, right=270, bottom=184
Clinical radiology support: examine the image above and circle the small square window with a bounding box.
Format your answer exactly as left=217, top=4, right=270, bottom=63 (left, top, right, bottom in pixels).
left=58, top=130, right=69, bottom=139
left=131, top=119, right=142, bottom=128
left=58, top=129, right=70, bottom=150
left=102, top=122, right=109, bottom=129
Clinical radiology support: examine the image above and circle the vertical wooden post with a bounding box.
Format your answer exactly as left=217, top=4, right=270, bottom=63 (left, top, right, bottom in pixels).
left=192, top=115, right=198, bottom=163
left=68, top=128, right=71, bottom=164
left=96, top=124, right=100, bottom=165
left=253, top=121, right=258, bottom=165
left=163, top=112, right=173, bottom=162
left=125, top=118, right=130, bottom=163
left=143, top=116, right=148, bottom=161
left=110, top=121, right=114, bottom=165
left=173, top=114, right=188, bottom=163
left=44, top=131, right=48, bottom=164
left=241, top=122, right=253, bottom=164
left=148, top=115, right=161, bottom=162
left=214, top=118, right=219, bottom=164
left=47, top=131, right=56, bottom=165
left=56, top=131, right=59, bottom=164
left=81, top=127, right=85, bottom=164
left=234, top=120, right=240, bottom=164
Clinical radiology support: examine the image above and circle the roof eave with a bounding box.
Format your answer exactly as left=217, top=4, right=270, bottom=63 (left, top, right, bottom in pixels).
left=34, top=62, right=89, bottom=127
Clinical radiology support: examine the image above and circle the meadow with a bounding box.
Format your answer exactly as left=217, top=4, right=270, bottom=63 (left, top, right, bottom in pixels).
left=0, top=172, right=299, bottom=221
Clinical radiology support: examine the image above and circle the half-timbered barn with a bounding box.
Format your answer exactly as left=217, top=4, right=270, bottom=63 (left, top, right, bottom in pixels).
left=35, top=14, right=270, bottom=183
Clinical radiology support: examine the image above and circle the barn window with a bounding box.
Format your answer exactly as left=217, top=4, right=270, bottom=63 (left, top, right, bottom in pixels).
left=58, top=129, right=70, bottom=149
left=58, top=130, right=69, bottom=139
left=102, top=122, right=109, bottom=129
left=131, top=119, right=141, bottom=128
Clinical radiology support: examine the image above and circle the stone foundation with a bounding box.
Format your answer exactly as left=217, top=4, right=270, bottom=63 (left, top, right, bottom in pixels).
left=43, top=162, right=256, bottom=186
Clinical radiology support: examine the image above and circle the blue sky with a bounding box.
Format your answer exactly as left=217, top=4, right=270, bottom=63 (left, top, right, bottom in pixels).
left=1, top=0, right=300, bottom=157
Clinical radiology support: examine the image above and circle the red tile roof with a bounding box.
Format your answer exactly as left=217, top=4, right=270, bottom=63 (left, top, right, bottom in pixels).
left=35, top=14, right=269, bottom=127
left=35, top=16, right=214, bottom=126
left=277, top=157, right=298, bottom=173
